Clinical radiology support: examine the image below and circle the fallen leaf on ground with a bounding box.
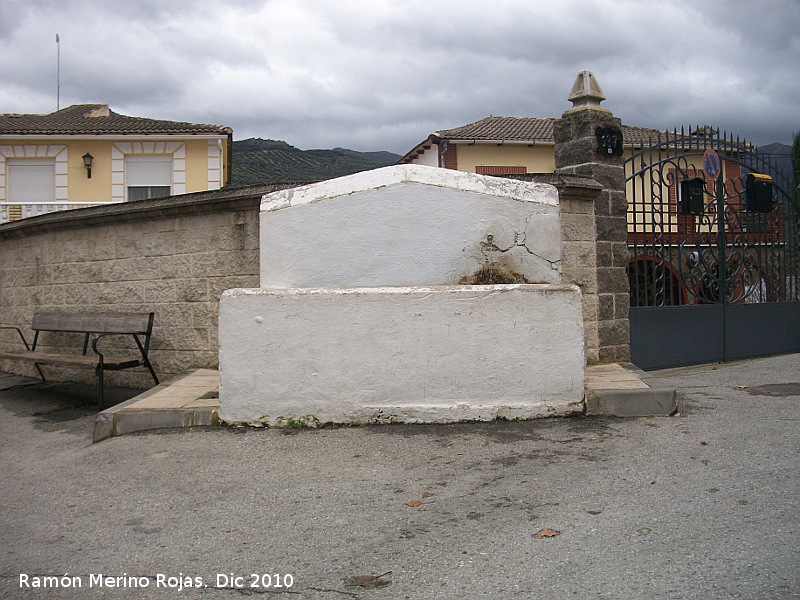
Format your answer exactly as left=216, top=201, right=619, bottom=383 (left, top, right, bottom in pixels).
left=422, top=492, right=434, bottom=498
left=587, top=510, right=602, bottom=515
left=534, top=528, right=561, bottom=538
left=343, top=572, right=392, bottom=588
left=405, top=499, right=423, bottom=507
left=700, top=441, right=709, bottom=446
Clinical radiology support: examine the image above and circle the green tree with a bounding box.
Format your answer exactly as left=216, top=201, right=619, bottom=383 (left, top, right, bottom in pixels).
left=794, top=132, right=800, bottom=259
left=793, top=131, right=800, bottom=189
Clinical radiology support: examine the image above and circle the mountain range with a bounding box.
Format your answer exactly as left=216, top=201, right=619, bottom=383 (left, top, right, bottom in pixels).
left=231, top=138, right=401, bottom=185
left=230, top=138, right=795, bottom=188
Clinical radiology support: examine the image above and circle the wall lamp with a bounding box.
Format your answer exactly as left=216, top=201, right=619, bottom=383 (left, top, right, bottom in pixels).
left=82, top=152, right=94, bottom=179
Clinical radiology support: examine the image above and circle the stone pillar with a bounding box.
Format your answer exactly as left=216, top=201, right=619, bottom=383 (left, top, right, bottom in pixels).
left=554, top=70, right=630, bottom=364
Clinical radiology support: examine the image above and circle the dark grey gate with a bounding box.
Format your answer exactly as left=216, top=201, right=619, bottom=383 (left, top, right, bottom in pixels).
left=625, top=127, right=800, bottom=370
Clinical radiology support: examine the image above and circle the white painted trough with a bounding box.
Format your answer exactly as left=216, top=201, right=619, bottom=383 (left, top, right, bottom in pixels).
left=218, top=165, right=584, bottom=426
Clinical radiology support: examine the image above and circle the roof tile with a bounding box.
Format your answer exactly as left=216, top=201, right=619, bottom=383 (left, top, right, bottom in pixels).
left=0, top=104, right=232, bottom=136
left=436, top=116, right=555, bottom=141
left=433, top=115, right=662, bottom=145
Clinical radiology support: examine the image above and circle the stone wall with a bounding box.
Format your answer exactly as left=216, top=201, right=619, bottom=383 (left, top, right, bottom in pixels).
left=0, top=184, right=292, bottom=388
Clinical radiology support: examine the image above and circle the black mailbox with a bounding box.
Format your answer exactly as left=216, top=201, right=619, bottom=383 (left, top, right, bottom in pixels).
left=679, top=178, right=706, bottom=215
left=745, top=173, right=773, bottom=213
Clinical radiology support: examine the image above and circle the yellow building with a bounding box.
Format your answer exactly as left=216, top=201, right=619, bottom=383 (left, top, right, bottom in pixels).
left=0, top=104, right=232, bottom=222
left=398, top=117, right=746, bottom=254
left=399, top=114, right=655, bottom=174
left=399, top=116, right=782, bottom=306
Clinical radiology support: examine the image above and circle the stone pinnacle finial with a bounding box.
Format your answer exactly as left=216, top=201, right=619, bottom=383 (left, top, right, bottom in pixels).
left=564, top=69, right=609, bottom=114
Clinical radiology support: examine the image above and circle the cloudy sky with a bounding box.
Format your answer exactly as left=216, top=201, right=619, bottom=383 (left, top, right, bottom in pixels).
left=1, top=0, right=798, bottom=154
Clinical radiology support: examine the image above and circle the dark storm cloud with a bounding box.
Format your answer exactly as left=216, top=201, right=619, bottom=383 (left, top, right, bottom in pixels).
left=1, top=0, right=797, bottom=152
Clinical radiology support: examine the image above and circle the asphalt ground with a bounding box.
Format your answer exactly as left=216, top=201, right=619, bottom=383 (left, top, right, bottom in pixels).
left=0, top=353, right=798, bottom=599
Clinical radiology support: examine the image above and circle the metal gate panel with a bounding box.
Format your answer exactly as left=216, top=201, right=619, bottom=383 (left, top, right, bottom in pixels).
left=630, top=305, right=724, bottom=370
left=724, top=302, right=800, bottom=361
left=625, top=126, right=800, bottom=370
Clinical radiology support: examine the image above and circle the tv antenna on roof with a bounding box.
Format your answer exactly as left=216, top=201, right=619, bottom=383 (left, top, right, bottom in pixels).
left=56, top=33, right=61, bottom=110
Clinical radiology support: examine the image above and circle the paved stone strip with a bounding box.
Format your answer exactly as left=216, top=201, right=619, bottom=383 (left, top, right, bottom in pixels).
left=94, top=364, right=676, bottom=442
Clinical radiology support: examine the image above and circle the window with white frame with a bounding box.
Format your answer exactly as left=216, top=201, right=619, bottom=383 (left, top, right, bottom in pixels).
left=7, top=158, right=56, bottom=203
left=125, top=155, right=172, bottom=201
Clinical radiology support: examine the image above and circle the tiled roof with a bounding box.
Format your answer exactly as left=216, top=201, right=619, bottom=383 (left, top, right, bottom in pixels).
left=433, top=116, right=660, bottom=145
left=620, top=124, right=668, bottom=146
left=435, top=116, right=556, bottom=142
left=0, top=104, right=232, bottom=136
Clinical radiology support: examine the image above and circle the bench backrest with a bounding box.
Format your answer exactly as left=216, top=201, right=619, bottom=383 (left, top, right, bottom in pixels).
left=31, top=311, right=154, bottom=335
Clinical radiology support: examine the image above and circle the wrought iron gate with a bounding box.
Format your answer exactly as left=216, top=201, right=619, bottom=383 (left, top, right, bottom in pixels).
left=625, top=126, right=800, bottom=370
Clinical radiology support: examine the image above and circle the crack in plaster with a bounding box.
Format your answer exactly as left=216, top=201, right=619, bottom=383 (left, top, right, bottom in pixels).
left=480, top=221, right=561, bottom=272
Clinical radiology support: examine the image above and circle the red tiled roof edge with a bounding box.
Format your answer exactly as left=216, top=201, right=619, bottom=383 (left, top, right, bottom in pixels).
left=432, top=115, right=663, bottom=146
left=0, top=104, right=232, bottom=136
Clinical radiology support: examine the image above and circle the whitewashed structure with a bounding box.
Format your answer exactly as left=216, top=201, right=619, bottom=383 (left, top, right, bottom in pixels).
left=218, top=165, right=585, bottom=426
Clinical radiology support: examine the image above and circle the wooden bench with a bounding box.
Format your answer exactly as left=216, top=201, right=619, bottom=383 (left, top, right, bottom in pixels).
left=0, top=310, right=159, bottom=409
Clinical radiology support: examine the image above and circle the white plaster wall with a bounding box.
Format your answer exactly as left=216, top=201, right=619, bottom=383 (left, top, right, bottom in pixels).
left=218, top=285, right=585, bottom=426
left=260, top=165, right=561, bottom=288
left=413, top=147, right=439, bottom=168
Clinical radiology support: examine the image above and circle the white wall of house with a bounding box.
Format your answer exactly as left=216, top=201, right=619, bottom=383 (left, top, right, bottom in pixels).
left=413, top=145, right=439, bottom=167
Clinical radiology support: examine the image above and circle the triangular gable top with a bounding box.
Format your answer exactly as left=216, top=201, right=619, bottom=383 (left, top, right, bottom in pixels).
left=261, top=164, right=559, bottom=212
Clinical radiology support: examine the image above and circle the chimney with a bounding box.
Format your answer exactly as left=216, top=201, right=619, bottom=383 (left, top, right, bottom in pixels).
left=85, top=105, right=110, bottom=118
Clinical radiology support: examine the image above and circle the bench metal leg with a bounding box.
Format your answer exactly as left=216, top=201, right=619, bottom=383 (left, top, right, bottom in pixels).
left=143, top=359, right=159, bottom=386
left=96, top=366, right=105, bottom=411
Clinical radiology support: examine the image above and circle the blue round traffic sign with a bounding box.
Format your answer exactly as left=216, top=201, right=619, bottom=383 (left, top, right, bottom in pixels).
left=703, top=149, right=721, bottom=180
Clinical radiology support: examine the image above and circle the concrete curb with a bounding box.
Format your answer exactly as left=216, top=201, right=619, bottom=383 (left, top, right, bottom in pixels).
left=585, top=387, right=678, bottom=417
left=583, top=362, right=678, bottom=417
left=93, top=369, right=219, bottom=443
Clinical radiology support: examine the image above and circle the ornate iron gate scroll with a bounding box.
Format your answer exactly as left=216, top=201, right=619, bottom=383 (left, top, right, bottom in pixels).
left=625, top=127, right=800, bottom=370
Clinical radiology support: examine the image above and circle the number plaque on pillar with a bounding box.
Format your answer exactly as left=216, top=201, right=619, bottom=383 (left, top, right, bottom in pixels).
left=595, top=126, right=624, bottom=156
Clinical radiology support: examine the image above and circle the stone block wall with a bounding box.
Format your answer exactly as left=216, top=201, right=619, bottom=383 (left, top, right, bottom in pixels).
left=0, top=185, right=291, bottom=388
